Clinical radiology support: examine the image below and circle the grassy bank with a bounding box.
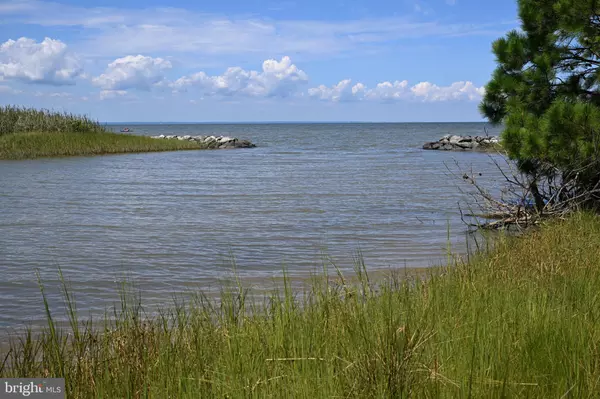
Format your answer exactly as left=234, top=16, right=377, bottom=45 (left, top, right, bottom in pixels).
left=0, top=131, right=205, bottom=160
left=0, top=106, right=205, bottom=160
left=2, top=214, right=600, bottom=397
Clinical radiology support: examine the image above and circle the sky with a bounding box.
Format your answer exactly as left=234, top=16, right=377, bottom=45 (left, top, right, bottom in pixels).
left=0, top=0, right=519, bottom=122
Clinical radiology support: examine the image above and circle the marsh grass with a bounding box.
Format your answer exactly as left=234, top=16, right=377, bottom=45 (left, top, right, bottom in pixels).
left=0, top=131, right=206, bottom=160
left=0, top=106, right=206, bottom=159
left=0, top=106, right=105, bottom=136
left=2, top=213, right=600, bottom=397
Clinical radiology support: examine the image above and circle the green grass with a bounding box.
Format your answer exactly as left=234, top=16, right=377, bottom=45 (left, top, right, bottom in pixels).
left=2, top=215, right=600, bottom=398
left=0, top=106, right=207, bottom=159
left=0, top=131, right=206, bottom=160
left=0, top=106, right=105, bottom=136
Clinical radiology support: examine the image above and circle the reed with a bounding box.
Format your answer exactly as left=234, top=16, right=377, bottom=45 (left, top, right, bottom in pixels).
left=0, top=131, right=206, bottom=160
left=0, top=106, right=206, bottom=159
left=0, top=106, right=105, bottom=136
left=1, top=213, right=599, bottom=397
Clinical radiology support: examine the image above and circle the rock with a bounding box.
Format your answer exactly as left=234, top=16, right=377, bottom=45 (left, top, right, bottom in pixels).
left=150, top=133, right=255, bottom=149
left=153, top=134, right=256, bottom=149
left=449, top=135, right=462, bottom=144
left=422, top=134, right=500, bottom=152
left=456, top=141, right=473, bottom=149
left=423, top=141, right=443, bottom=150
left=219, top=139, right=256, bottom=149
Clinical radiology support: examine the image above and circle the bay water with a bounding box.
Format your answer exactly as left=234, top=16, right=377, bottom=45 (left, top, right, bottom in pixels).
left=0, top=123, right=505, bottom=329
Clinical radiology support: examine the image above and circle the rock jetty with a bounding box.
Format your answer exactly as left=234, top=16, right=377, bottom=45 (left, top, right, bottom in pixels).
left=151, top=135, right=256, bottom=149
left=422, top=135, right=500, bottom=151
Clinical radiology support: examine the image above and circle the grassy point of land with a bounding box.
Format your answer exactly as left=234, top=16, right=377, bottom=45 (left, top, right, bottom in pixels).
left=0, top=106, right=207, bottom=160
left=0, top=131, right=206, bottom=160
left=2, top=213, right=600, bottom=397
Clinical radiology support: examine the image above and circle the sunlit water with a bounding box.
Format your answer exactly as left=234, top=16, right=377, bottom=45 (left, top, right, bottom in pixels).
left=0, top=123, right=505, bottom=329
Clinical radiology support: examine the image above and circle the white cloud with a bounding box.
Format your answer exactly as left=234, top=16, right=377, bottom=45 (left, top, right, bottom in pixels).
left=0, top=1, right=515, bottom=59
left=411, top=81, right=484, bottom=101
left=92, top=55, right=172, bottom=90
left=310, top=79, right=484, bottom=103
left=171, top=56, right=308, bottom=98
left=366, top=80, right=410, bottom=101
left=0, top=37, right=82, bottom=85
left=99, top=89, right=128, bottom=100
left=308, top=79, right=366, bottom=102
left=33, top=91, right=72, bottom=98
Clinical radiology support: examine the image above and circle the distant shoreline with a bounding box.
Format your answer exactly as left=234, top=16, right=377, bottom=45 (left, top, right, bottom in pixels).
left=0, top=106, right=254, bottom=160
left=103, top=121, right=494, bottom=125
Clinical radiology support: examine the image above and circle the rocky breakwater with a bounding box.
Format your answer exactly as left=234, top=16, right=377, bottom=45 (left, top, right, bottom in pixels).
left=151, top=135, right=256, bottom=149
left=423, top=135, right=500, bottom=151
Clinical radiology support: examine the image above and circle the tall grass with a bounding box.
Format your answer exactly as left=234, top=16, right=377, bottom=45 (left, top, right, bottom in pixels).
left=0, top=106, right=105, bottom=136
left=0, top=131, right=206, bottom=160
left=0, top=106, right=207, bottom=159
left=2, top=213, right=600, bottom=397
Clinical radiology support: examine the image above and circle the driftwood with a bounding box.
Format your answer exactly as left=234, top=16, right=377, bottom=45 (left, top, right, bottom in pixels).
left=449, top=150, right=600, bottom=231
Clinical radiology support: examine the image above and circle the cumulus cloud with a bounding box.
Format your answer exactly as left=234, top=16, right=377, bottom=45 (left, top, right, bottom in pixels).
left=99, top=89, right=128, bottom=100
left=310, top=79, right=484, bottom=103
left=308, top=79, right=366, bottom=102
left=171, top=56, right=308, bottom=98
left=365, top=80, right=410, bottom=101
left=92, top=55, right=172, bottom=90
left=411, top=81, right=484, bottom=101
left=0, top=37, right=82, bottom=85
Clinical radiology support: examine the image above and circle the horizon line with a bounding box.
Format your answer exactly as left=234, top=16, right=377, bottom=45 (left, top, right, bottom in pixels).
left=102, top=121, right=491, bottom=124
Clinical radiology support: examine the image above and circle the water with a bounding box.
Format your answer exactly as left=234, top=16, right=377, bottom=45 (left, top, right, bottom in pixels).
left=0, top=123, right=505, bottom=329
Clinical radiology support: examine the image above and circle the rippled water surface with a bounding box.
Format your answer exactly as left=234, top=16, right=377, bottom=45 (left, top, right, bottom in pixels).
left=0, top=123, right=505, bottom=328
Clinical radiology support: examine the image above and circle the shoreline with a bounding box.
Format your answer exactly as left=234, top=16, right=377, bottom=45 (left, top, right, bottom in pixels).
left=1, top=213, right=598, bottom=396
left=0, top=131, right=256, bottom=160
left=0, top=263, right=438, bottom=339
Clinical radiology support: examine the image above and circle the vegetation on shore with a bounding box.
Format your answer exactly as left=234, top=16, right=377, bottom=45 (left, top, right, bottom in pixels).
left=480, top=0, right=600, bottom=220
left=2, top=213, right=600, bottom=397
left=0, top=106, right=206, bottom=160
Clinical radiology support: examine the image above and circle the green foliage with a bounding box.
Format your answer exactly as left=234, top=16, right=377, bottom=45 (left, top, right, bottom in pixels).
left=480, top=0, right=600, bottom=199
left=2, top=213, right=600, bottom=397
left=0, top=131, right=206, bottom=160
left=0, top=106, right=105, bottom=136
left=0, top=106, right=208, bottom=159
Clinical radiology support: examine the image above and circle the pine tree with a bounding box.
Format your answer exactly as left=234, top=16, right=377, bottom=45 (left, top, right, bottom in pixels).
left=480, top=0, right=600, bottom=209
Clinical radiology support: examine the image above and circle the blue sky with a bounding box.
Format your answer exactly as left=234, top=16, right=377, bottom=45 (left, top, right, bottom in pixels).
left=0, top=0, right=519, bottom=122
